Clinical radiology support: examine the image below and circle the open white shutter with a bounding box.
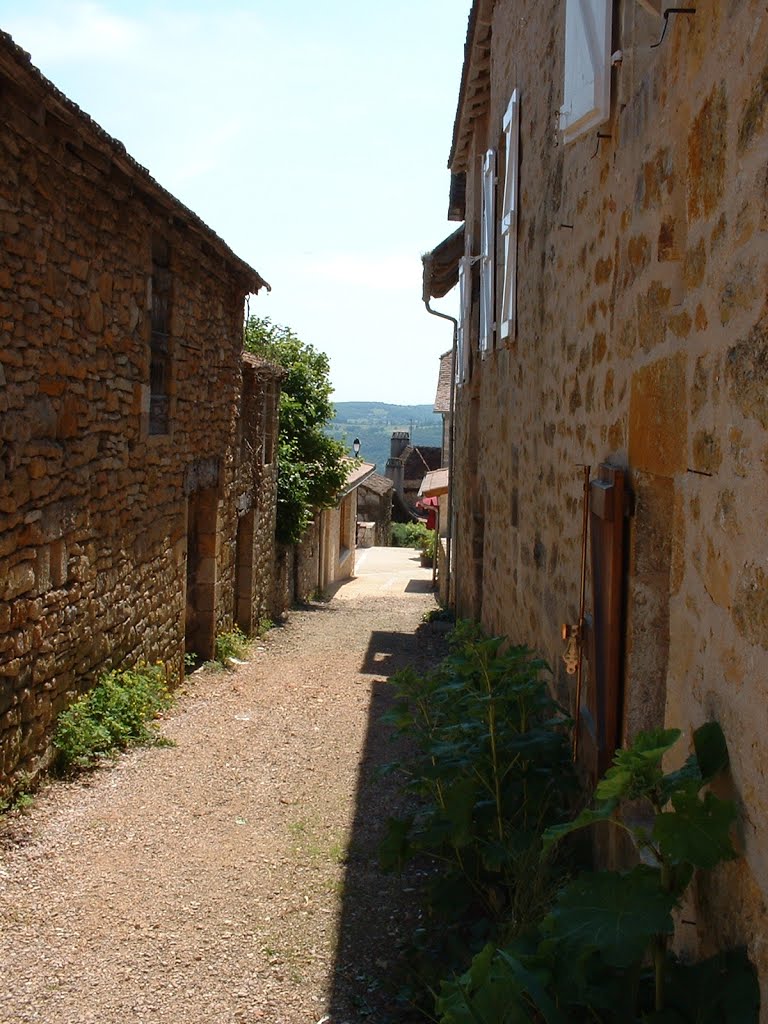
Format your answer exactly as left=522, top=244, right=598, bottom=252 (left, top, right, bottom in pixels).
left=559, top=0, right=612, bottom=144
left=479, top=149, right=496, bottom=354
left=457, top=255, right=470, bottom=385
left=500, top=89, right=520, bottom=341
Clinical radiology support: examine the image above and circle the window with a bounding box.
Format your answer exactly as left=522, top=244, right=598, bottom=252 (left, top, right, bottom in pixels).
left=149, top=236, right=171, bottom=435
left=559, top=0, right=613, bottom=145
left=500, top=89, right=520, bottom=341
left=479, top=149, right=496, bottom=354
left=457, top=255, right=470, bottom=386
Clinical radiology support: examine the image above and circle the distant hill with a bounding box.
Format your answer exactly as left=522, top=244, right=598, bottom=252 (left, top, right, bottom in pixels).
left=327, top=402, right=443, bottom=473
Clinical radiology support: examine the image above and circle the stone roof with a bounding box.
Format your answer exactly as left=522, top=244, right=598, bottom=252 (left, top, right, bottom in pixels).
left=0, top=30, right=269, bottom=294
left=419, top=468, right=449, bottom=497
left=422, top=225, right=464, bottom=301
left=403, top=445, right=442, bottom=482
left=360, top=472, right=394, bottom=497
left=339, top=460, right=376, bottom=497
left=241, top=351, right=284, bottom=378
left=448, top=0, right=493, bottom=176
left=434, top=350, right=454, bottom=413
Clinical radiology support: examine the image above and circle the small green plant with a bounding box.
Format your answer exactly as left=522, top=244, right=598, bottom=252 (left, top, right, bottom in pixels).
left=419, top=529, right=438, bottom=563
left=390, top=521, right=431, bottom=549
left=214, top=626, right=252, bottom=666
left=0, top=773, right=35, bottom=815
left=54, top=662, right=173, bottom=772
left=422, top=606, right=455, bottom=624
left=437, top=723, right=759, bottom=1023
left=257, top=617, right=274, bottom=637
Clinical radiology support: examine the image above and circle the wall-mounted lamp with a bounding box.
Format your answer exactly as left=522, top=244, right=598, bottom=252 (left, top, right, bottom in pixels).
left=352, top=438, right=361, bottom=458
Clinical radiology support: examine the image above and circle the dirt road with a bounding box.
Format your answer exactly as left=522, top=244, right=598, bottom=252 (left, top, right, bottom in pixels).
left=0, top=547, right=445, bottom=1024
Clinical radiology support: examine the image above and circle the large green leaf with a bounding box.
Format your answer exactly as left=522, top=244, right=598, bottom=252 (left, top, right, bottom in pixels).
left=596, top=730, right=681, bottom=802
left=653, top=790, right=737, bottom=869
left=546, top=867, right=675, bottom=967
left=541, top=800, right=618, bottom=854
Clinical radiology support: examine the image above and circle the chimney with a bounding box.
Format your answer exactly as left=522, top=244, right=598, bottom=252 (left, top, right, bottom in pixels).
left=390, top=430, right=409, bottom=459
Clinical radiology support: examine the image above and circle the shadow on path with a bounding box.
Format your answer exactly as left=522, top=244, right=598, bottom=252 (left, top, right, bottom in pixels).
left=327, top=621, right=448, bottom=1023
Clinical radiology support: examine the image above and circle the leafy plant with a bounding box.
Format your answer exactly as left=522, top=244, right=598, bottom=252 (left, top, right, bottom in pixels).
left=420, top=529, right=438, bottom=563
left=54, top=662, right=173, bottom=772
left=390, top=520, right=430, bottom=549
left=214, top=626, right=252, bottom=665
left=437, top=723, right=758, bottom=1023
left=244, top=316, right=348, bottom=545
left=380, top=622, right=575, bottom=1008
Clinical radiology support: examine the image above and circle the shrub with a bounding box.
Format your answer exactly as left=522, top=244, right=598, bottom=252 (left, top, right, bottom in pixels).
left=380, top=621, right=575, bottom=1009
left=390, top=521, right=430, bottom=549
left=54, top=662, right=172, bottom=772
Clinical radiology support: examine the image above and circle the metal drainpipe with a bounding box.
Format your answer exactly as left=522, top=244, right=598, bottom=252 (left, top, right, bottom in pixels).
left=424, top=299, right=457, bottom=611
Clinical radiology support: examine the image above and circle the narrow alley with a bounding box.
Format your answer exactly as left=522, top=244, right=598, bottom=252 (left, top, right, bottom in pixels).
left=0, top=547, right=445, bottom=1024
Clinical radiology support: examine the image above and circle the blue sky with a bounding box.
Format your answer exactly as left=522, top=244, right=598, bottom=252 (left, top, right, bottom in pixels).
left=1, top=0, right=467, bottom=403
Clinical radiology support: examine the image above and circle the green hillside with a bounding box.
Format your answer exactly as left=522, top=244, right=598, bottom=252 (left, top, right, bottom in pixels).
left=328, top=402, right=443, bottom=473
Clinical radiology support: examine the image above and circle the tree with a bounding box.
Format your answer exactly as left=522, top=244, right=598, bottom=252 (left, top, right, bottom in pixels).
left=243, top=316, right=348, bottom=546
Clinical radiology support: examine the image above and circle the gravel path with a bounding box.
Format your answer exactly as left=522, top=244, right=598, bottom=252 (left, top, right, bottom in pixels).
left=0, top=548, right=446, bottom=1024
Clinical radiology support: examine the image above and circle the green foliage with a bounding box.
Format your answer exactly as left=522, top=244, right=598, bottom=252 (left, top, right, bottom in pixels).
left=328, top=401, right=442, bottom=473
left=437, top=723, right=756, bottom=1024
left=390, top=521, right=430, bottom=548
left=380, top=622, right=575, bottom=1008
left=214, top=626, right=252, bottom=666
left=244, top=316, right=347, bottom=545
left=54, top=662, right=173, bottom=772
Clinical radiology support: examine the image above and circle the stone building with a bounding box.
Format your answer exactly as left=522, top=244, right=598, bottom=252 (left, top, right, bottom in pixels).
left=357, top=472, right=394, bottom=546
left=426, top=0, right=768, bottom=999
left=384, top=431, right=442, bottom=515
left=272, top=460, right=376, bottom=605
left=0, top=33, right=279, bottom=788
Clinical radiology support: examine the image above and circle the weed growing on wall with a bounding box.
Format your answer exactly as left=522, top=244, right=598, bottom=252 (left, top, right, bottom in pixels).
left=214, top=626, right=252, bottom=666
left=54, top=662, right=173, bottom=772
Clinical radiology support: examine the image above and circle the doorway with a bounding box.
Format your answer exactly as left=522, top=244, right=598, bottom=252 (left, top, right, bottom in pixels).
left=185, top=487, right=219, bottom=661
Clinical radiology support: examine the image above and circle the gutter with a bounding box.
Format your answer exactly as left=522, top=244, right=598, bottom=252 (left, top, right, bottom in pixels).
left=423, top=300, right=457, bottom=610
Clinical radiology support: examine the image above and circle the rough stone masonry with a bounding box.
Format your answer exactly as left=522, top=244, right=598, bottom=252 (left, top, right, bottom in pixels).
left=0, top=32, right=280, bottom=791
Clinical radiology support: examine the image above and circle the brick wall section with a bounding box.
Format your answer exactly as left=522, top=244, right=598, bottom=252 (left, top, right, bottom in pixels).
left=448, top=0, right=768, bottom=994
left=0, top=36, right=277, bottom=789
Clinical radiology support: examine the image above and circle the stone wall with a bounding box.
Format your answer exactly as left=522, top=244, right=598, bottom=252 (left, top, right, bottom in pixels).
left=447, top=0, right=768, bottom=997
left=0, top=36, right=277, bottom=790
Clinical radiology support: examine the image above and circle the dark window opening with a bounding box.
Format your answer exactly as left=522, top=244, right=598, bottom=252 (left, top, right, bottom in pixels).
left=150, top=236, right=171, bottom=435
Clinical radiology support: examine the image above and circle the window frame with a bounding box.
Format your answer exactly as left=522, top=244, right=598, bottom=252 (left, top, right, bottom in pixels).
left=478, top=148, right=497, bottom=355
left=559, top=0, right=613, bottom=145
left=500, top=89, right=520, bottom=341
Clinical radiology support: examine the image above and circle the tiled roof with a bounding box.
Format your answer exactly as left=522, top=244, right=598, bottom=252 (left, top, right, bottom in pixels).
left=340, top=460, right=376, bottom=495
left=434, top=350, right=454, bottom=413
left=419, top=468, right=449, bottom=497
left=241, top=352, right=283, bottom=377
left=0, top=30, right=269, bottom=294
left=403, top=446, right=442, bottom=480
left=448, top=0, right=493, bottom=175
left=360, top=472, right=394, bottom=497
left=422, top=225, right=464, bottom=301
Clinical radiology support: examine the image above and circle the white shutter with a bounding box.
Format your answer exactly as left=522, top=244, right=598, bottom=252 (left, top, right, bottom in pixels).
left=500, top=89, right=520, bottom=341
left=457, top=256, right=469, bottom=386
left=479, top=149, right=496, bottom=354
left=559, top=0, right=612, bottom=144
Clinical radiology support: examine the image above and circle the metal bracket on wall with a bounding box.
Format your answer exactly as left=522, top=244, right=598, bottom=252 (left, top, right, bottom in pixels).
left=651, top=8, right=696, bottom=49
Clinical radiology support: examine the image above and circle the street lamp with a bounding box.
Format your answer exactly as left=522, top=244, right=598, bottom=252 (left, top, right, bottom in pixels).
left=352, top=438, right=361, bottom=458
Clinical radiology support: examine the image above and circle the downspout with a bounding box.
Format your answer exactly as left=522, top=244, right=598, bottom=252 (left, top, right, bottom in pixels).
left=424, top=299, right=457, bottom=610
